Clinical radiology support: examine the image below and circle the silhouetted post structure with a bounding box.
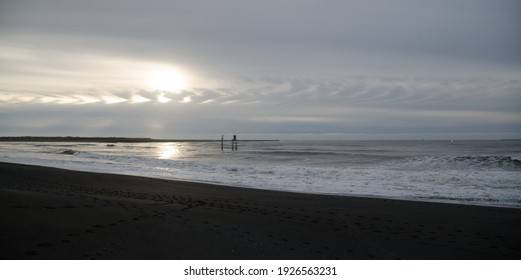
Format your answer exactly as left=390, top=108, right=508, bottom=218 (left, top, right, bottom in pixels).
left=221, top=135, right=224, bottom=151
left=232, top=135, right=238, bottom=151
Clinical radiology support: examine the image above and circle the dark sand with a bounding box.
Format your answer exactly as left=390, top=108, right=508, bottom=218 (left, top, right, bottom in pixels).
left=1, top=162, right=520, bottom=260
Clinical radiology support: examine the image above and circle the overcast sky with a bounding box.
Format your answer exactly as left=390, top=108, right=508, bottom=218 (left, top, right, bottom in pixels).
left=1, top=0, right=520, bottom=140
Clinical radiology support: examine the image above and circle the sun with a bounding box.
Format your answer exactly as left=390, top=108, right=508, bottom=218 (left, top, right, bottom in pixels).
left=146, top=68, right=187, bottom=93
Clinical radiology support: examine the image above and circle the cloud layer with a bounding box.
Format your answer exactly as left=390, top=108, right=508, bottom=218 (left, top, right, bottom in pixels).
left=0, top=0, right=520, bottom=139
left=2, top=75, right=520, bottom=139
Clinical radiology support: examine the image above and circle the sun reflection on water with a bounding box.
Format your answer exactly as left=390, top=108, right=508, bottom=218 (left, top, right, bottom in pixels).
left=158, top=143, right=180, bottom=159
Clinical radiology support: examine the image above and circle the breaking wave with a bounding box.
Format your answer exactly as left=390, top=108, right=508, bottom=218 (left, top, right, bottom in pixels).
left=390, top=155, right=521, bottom=171
left=2, top=140, right=520, bottom=208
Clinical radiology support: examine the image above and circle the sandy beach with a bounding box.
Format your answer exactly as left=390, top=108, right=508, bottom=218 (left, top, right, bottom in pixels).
left=1, top=162, right=520, bottom=260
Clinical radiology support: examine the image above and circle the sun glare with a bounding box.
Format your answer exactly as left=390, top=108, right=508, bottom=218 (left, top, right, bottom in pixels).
left=146, top=68, right=187, bottom=93
left=158, top=143, right=180, bottom=159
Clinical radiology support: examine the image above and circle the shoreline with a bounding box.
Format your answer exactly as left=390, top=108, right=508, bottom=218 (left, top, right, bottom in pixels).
left=1, top=162, right=520, bottom=259
left=0, top=136, right=279, bottom=143
left=2, top=159, right=518, bottom=210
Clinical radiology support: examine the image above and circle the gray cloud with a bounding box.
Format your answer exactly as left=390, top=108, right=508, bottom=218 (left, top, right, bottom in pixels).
left=2, top=0, right=520, bottom=75
left=1, top=76, right=519, bottom=138
left=1, top=0, right=520, bottom=139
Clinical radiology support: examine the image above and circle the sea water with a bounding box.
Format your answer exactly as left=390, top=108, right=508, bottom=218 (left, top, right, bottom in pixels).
left=1, top=140, right=520, bottom=208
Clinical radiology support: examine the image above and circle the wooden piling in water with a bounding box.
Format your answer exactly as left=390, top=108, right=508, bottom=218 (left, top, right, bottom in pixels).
left=232, top=135, right=238, bottom=151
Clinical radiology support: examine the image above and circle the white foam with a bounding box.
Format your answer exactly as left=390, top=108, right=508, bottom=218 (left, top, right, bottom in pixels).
left=1, top=141, right=520, bottom=208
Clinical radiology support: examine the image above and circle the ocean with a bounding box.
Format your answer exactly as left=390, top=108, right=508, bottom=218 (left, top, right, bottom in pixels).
left=1, top=140, right=520, bottom=208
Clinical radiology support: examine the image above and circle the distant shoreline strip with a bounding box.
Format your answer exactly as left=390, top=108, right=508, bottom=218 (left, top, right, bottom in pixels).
left=0, top=137, right=279, bottom=143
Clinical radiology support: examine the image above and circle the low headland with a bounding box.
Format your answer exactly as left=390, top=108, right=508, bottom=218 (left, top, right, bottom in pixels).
left=0, top=136, right=279, bottom=143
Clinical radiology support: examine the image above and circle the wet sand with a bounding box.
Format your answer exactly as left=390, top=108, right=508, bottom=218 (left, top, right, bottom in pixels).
left=1, top=162, right=520, bottom=259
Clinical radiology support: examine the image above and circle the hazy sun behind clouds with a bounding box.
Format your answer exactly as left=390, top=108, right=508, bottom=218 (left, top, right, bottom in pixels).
left=0, top=42, right=193, bottom=105
left=145, top=67, right=188, bottom=93
left=1, top=0, right=520, bottom=139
